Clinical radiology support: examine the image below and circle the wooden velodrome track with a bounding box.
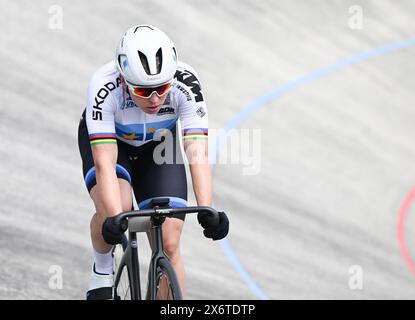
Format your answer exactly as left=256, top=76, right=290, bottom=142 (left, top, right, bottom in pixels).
left=0, top=0, right=414, bottom=299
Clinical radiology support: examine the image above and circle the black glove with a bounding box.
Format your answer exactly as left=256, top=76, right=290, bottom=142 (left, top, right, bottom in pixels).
left=198, top=211, right=229, bottom=241
left=102, top=216, right=127, bottom=245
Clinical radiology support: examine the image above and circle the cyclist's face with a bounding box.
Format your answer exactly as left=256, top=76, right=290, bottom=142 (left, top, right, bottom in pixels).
left=130, top=90, right=168, bottom=115
left=120, top=76, right=169, bottom=115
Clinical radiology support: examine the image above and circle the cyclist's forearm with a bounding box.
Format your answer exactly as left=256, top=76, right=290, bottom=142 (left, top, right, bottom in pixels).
left=189, top=162, right=212, bottom=206
left=95, top=165, right=123, bottom=217
left=91, top=144, right=123, bottom=218
left=184, top=140, right=212, bottom=206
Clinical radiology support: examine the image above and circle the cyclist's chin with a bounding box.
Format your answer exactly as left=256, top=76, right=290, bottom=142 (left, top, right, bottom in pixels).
left=141, top=105, right=161, bottom=114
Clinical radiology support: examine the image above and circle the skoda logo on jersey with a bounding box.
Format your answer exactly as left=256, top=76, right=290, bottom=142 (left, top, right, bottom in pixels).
left=120, top=99, right=136, bottom=110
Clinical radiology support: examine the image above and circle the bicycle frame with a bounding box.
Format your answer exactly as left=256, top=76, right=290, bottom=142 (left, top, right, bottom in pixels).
left=114, top=214, right=181, bottom=299
left=113, top=205, right=219, bottom=300
left=114, top=231, right=141, bottom=299
left=147, top=215, right=170, bottom=300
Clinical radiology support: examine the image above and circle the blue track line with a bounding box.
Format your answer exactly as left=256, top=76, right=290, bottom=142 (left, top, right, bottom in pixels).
left=215, top=37, right=415, bottom=300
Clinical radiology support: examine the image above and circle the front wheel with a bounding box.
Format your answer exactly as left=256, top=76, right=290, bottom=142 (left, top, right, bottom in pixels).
left=153, top=258, right=182, bottom=300
left=113, top=235, right=132, bottom=300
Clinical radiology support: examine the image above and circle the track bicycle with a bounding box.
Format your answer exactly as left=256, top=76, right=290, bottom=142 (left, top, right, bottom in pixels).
left=112, top=198, right=219, bottom=300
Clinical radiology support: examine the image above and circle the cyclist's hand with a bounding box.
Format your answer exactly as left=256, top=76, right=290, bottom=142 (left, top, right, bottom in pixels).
left=102, top=216, right=127, bottom=245
left=198, top=211, right=229, bottom=241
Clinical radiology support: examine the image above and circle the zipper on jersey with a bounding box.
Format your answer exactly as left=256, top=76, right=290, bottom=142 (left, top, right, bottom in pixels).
left=143, top=113, right=147, bottom=141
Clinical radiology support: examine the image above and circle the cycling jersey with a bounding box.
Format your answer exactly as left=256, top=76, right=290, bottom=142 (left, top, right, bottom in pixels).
left=85, top=60, right=208, bottom=148
left=78, top=117, right=188, bottom=219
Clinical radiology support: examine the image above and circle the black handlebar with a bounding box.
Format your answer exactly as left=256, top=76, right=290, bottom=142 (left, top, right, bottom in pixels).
left=113, top=206, right=219, bottom=229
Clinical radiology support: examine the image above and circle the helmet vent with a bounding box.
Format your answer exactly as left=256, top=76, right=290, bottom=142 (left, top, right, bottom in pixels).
left=118, top=54, right=127, bottom=71
left=155, top=48, right=163, bottom=74
left=172, top=47, right=177, bottom=61
left=137, top=50, right=151, bottom=75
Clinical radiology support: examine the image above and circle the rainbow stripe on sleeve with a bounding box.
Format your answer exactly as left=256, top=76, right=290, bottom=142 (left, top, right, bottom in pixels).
left=89, top=133, right=117, bottom=146
left=182, top=128, right=208, bottom=141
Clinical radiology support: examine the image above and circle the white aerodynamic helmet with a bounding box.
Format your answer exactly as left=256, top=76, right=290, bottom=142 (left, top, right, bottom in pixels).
left=116, top=24, right=178, bottom=87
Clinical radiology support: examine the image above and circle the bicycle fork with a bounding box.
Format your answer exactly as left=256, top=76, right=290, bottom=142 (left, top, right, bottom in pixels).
left=147, top=220, right=166, bottom=300
left=128, top=231, right=142, bottom=300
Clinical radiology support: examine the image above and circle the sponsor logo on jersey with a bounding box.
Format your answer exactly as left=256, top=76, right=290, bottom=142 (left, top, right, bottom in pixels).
left=174, top=84, right=192, bottom=102
left=174, top=69, right=204, bottom=102
left=120, top=99, right=136, bottom=110
left=92, top=76, right=122, bottom=120
left=157, top=106, right=175, bottom=116
left=196, top=107, right=206, bottom=118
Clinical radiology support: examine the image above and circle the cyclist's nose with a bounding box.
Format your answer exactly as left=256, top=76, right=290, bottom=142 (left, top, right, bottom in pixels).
left=148, top=92, right=161, bottom=104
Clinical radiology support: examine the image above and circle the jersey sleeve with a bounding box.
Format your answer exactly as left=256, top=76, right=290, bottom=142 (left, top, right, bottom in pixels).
left=175, top=65, right=209, bottom=142
left=85, top=72, right=117, bottom=146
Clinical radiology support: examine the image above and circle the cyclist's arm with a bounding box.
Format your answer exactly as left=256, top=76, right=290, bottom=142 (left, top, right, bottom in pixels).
left=184, top=140, right=212, bottom=207
left=91, top=144, right=123, bottom=217
left=175, top=63, right=211, bottom=206
left=86, top=68, right=122, bottom=218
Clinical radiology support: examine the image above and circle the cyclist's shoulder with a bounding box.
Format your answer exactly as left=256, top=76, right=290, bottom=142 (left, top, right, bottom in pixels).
left=172, top=61, right=205, bottom=104
left=86, top=61, right=123, bottom=114
left=174, top=61, right=202, bottom=82
left=88, top=60, right=122, bottom=91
